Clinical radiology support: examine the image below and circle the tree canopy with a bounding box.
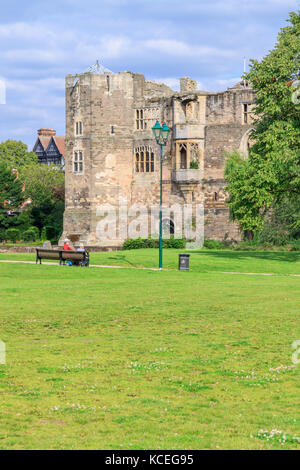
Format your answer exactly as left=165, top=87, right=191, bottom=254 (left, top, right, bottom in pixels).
left=0, top=140, right=38, bottom=168
left=20, top=163, right=65, bottom=207
left=225, top=11, right=300, bottom=232
left=0, top=161, right=25, bottom=230
left=0, top=139, right=65, bottom=241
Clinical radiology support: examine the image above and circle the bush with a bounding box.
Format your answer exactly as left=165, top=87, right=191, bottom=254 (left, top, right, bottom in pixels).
left=122, top=238, right=146, bottom=250
left=5, top=228, right=20, bottom=243
left=190, top=161, right=199, bottom=169
left=163, top=237, right=185, bottom=249
left=203, top=239, right=224, bottom=250
left=289, top=239, right=300, bottom=251
left=122, top=237, right=186, bottom=250
left=23, top=226, right=40, bottom=242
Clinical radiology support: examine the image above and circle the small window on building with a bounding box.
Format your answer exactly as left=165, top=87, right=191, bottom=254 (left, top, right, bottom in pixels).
left=74, top=151, right=83, bottom=173
left=243, top=104, right=248, bottom=124
left=76, top=121, right=83, bottom=136
left=111, top=126, right=114, bottom=134
left=214, top=192, right=218, bottom=201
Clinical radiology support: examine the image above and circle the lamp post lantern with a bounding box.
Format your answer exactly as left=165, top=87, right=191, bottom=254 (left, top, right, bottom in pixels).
left=152, top=120, right=171, bottom=270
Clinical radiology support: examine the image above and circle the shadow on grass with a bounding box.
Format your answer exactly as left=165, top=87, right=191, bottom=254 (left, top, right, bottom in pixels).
left=105, top=253, right=138, bottom=267
left=185, top=250, right=300, bottom=263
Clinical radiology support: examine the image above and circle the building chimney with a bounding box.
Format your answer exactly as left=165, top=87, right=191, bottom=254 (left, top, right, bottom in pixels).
left=38, top=128, right=56, bottom=137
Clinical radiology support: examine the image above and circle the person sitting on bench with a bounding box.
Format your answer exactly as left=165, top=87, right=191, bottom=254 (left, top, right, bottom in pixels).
left=63, top=239, right=73, bottom=251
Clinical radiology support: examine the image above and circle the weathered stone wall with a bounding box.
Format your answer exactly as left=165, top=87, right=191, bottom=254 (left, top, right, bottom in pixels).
left=206, top=87, right=255, bottom=126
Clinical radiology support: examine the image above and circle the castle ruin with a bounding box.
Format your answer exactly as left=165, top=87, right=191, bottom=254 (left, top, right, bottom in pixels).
left=60, top=66, right=255, bottom=247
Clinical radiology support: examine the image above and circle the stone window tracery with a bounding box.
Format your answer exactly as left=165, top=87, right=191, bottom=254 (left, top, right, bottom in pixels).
left=135, top=146, right=155, bottom=173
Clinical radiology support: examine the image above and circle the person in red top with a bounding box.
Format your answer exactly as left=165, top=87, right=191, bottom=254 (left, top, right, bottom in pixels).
left=63, top=239, right=73, bottom=251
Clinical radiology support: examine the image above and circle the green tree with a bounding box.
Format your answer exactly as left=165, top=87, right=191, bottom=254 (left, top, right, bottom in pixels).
left=0, top=161, right=25, bottom=232
left=225, top=11, right=300, bottom=233
left=0, top=140, right=38, bottom=168
left=259, top=194, right=300, bottom=245
left=20, top=163, right=65, bottom=207
left=20, top=164, right=65, bottom=240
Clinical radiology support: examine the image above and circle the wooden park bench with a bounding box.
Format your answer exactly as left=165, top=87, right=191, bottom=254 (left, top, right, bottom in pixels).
left=36, top=249, right=90, bottom=267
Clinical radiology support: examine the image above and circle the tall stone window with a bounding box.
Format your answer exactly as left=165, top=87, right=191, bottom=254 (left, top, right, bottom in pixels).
left=74, top=151, right=83, bottom=173
left=76, top=121, right=83, bottom=136
left=135, top=146, right=155, bottom=173
left=179, top=143, right=187, bottom=169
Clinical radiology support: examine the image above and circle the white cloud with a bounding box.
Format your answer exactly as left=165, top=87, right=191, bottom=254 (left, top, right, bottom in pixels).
left=144, top=39, right=236, bottom=58
left=2, top=48, right=67, bottom=64
left=0, top=0, right=297, bottom=147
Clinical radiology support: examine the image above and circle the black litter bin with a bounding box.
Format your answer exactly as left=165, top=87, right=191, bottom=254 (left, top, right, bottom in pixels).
left=179, top=254, right=190, bottom=271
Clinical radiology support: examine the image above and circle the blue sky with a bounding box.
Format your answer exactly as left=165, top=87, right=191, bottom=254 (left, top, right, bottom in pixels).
left=0, top=0, right=298, bottom=148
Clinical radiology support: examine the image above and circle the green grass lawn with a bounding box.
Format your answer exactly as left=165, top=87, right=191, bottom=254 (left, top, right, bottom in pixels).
left=1, top=248, right=300, bottom=274
left=0, top=250, right=299, bottom=449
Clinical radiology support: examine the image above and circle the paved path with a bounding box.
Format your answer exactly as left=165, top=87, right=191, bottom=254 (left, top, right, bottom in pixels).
left=0, top=259, right=299, bottom=277
left=0, top=259, right=159, bottom=271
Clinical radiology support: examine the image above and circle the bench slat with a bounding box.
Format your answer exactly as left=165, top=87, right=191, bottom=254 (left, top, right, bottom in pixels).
left=36, top=250, right=60, bottom=259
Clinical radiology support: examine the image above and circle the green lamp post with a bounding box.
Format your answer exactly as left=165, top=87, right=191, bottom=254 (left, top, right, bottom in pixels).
left=152, top=120, right=171, bottom=270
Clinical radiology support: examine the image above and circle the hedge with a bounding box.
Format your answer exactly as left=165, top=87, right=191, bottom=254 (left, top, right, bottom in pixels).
left=122, top=237, right=186, bottom=250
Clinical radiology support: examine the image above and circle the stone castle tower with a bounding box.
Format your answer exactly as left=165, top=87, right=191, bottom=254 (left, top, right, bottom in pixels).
left=60, top=65, right=255, bottom=247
